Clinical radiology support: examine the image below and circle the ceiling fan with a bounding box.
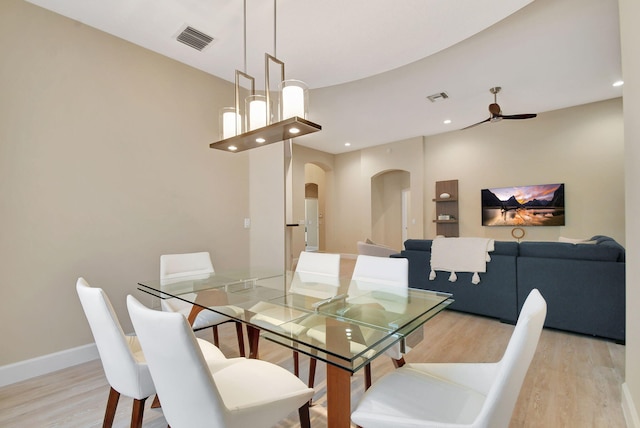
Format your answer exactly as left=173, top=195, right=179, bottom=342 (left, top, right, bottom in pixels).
left=463, top=87, right=537, bottom=129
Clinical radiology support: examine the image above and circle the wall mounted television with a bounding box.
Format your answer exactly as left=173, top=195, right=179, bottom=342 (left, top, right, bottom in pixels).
left=481, top=183, right=565, bottom=226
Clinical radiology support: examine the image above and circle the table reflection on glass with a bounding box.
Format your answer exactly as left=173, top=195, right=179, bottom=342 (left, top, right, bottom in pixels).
left=138, top=269, right=452, bottom=427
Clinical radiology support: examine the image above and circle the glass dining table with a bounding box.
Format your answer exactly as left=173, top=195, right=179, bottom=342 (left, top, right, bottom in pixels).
left=138, top=268, right=453, bottom=427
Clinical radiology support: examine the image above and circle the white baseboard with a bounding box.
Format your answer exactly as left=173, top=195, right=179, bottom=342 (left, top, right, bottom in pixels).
left=623, top=382, right=640, bottom=428
left=0, top=343, right=99, bottom=388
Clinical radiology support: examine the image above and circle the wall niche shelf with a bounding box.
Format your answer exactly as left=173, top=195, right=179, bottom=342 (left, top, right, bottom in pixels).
left=433, top=179, right=459, bottom=237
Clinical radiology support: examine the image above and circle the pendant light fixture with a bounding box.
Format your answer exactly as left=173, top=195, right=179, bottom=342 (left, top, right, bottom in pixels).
left=211, top=0, right=321, bottom=153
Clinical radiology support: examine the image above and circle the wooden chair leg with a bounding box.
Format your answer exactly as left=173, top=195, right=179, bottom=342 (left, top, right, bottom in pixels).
left=212, top=325, right=220, bottom=347
left=102, top=387, right=120, bottom=428
left=393, top=356, right=406, bottom=369
left=298, top=402, right=311, bottom=428
left=151, top=394, right=161, bottom=408
left=308, top=357, right=317, bottom=389
left=293, top=351, right=300, bottom=377
left=235, top=321, right=246, bottom=357
left=247, top=325, right=260, bottom=359
left=364, top=363, right=372, bottom=390
left=131, top=397, right=146, bottom=428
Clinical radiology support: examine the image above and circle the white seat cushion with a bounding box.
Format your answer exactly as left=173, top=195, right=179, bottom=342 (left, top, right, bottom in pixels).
left=351, top=365, right=486, bottom=427
left=214, top=359, right=313, bottom=410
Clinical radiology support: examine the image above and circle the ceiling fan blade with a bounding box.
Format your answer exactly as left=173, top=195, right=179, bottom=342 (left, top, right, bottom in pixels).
left=500, top=113, right=537, bottom=120
left=461, top=117, right=491, bottom=130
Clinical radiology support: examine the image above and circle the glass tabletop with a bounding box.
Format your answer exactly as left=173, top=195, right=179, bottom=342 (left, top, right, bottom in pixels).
left=138, top=269, right=453, bottom=372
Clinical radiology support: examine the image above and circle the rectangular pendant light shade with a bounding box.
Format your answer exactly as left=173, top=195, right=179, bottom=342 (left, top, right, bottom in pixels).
left=281, top=80, right=308, bottom=119
left=247, top=95, right=268, bottom=130
left=220, top=107, right=240, bottom=139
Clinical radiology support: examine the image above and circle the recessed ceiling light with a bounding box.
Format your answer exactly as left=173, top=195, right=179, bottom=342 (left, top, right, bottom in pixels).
left=345, top=142, right=351, bottom=147
left=443, top=119, right=452, bottom=124
left=613, top=80, right=624, bottom=87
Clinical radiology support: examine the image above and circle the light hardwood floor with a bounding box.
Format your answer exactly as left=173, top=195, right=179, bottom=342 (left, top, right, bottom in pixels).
left=0, top=259, right=626, bottom=427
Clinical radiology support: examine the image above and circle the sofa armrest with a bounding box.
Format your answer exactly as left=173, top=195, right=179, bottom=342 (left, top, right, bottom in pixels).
left=357, top=241, right=398, bottom=258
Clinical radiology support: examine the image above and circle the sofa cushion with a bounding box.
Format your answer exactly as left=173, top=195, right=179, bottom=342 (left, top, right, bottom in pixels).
left=558, top=236, right=597, bottom=244
left=357, top=241, right=398, bottom=258
left=519, top=241, right=621, bottom=262
left=404, top=239, right=433, bottom=252
left=493, top=241, right=520, bottom=256
left=403, top=239, right=519, bottom=257
left=398, top=247, right=519, bottom=322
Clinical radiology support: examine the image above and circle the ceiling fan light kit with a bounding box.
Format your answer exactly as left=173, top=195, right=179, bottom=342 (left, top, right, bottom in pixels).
left=463, top=86, right=537, bottom=130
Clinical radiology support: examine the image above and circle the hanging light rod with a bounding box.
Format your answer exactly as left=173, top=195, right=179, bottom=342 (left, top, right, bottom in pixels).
left=210, top=0, right=321, bottom=153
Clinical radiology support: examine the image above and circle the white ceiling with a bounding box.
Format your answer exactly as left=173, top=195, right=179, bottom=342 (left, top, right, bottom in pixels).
left=27, top=0, right=623, bottom=154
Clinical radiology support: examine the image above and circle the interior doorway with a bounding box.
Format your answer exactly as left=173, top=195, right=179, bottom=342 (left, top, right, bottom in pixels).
left=304, top=196, right=319, bottom=251
left=304, top=164, right=327, bottom=253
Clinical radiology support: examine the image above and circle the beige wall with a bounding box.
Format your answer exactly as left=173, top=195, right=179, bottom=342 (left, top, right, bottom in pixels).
left=326, top=100, right=624, bottom=251
left=363, top=138, right=425, bottom=248
left=620, top=0, right=640, bottom=424
left=323, top=150, right=362, bottom=254
left=0, top=0, right=250, bottom=365
left=321, top=99, right=623, bottom=255
left=249, top=143, right=285, bottom=271
left=326, top=138, right=424, bottom=254
left=423, top=98, right=624, bottom=243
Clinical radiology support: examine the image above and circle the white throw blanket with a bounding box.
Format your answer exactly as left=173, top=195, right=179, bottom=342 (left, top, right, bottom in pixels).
left=429, top=237, right=495, bottom=284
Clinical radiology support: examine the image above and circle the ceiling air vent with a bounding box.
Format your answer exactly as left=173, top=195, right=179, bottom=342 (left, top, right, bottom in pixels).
left=176, top=26, right=214, bottom=51
left=426, top=92, right=449, bottom=102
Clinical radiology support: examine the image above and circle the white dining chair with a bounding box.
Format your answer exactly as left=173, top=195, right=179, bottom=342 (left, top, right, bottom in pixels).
left=295, top=250, right=341, bottom=278
left=306, top=254, right=409, bottom=389
left=291, top=251, right=341, bottom=386
left=349, top=254, right=409, bottom=320
left=76, top=278, right=229, bottom=427
left=351, top=288, right=547, bottom=428
left=247, top=251, right=341, bottom=389
left=160, top=251, right=246, bottom=356
left=127, top=295, right=315, bottom=428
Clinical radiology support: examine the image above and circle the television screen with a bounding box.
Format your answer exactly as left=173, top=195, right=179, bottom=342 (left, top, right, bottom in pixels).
left=481, top=183, right=565, bottom=226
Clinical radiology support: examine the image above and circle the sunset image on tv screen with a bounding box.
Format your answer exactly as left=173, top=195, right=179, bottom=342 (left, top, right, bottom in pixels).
left=481, top=183, right=565, bottom=226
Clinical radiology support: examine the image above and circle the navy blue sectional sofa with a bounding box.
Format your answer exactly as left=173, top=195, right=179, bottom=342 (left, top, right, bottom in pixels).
left=393, top=236, right=625, bottom=343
